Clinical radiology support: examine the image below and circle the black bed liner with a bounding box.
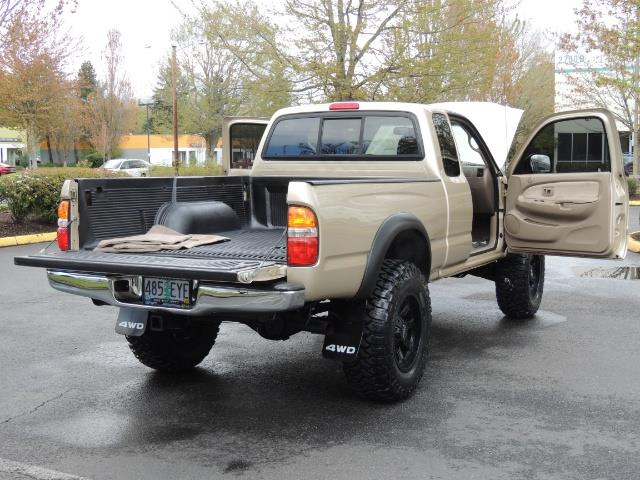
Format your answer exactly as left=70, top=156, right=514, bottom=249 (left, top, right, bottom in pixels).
left=158, top=228, right=286, bottom=262
left=14, top=228, right=286, bottom=282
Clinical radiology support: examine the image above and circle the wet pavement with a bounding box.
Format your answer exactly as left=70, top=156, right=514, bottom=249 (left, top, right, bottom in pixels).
left=1, top=210, right=640, bottom=480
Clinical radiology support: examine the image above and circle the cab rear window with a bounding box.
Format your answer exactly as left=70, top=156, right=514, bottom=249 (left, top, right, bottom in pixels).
left=263, top=113, right=422, bottom=160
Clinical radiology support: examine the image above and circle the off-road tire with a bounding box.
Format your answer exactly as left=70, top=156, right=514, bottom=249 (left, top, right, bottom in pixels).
left=126, top=321, right=220, bottom=372
left=495, top=254, right=545, bottom=319
left=343, top=260, right=431, bottom=402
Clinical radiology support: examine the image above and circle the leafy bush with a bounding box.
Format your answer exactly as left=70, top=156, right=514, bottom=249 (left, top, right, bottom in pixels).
left=149, top=164, right=223, bottom=177
left=82, top=152, right=105, bottom=168
left=628, top=176, right=637, bottom=196
left=0, top=168, right=124, bottom=223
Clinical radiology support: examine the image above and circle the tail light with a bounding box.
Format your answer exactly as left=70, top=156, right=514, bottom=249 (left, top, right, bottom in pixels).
left=57, top=200, right=71, bottom=251
left=287, top=206, right=318, bottom=266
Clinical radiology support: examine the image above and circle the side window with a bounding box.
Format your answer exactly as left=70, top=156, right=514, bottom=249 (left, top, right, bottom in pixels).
left=230, top=123, right=267, bottom=169
left=433, top=113, right=460, bottom=177
left=515, top=117, right=610, bottom=174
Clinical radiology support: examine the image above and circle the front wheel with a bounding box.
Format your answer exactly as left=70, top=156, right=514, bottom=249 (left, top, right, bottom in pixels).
left=126, top=320, right=220, bottom=372
left=495, top=254, right=545, bottom=319
left=343, top=260, right=431, bottom=402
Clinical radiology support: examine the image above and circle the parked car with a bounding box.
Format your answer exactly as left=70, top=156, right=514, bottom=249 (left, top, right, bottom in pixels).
left=0, top=162, right=16, bottom=175
left=624, top=153, right=633, bottom=175
left=101, top=158, right=151, bottom=177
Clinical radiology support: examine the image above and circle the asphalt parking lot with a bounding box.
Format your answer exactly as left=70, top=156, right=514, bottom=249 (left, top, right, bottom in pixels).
left=1, top=209, right=640, bottom=480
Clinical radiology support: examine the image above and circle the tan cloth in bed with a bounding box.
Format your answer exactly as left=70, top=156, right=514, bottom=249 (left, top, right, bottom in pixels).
left=94, top=225, right=228, bottom=253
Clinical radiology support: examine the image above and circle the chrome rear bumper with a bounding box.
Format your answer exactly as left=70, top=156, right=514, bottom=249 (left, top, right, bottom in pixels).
left=47, top=270, right=305, bottom=315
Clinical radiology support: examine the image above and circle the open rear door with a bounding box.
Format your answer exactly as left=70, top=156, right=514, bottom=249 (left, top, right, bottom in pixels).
left=222, top=117, right=269, bottom=176
left=505, top=109, right=628, bottom=259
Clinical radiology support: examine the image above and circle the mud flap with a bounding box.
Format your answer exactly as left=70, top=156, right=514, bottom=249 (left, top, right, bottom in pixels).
left=115, top=308, right=148, bottom=336
left=322, top=305, right=363, bottom=361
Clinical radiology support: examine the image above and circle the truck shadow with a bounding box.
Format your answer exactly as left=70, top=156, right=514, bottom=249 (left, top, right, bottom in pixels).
left=113, top=313, right=547, bottom=472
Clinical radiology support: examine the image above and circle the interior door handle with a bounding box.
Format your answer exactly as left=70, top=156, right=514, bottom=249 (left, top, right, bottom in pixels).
left=518, top=197, right=595, bottom=220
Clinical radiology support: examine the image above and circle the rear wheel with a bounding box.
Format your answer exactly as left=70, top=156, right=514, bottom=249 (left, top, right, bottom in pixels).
left=495, top=254, right=545, bottom=319
left=126, top=320, right=220, bottom=372
left=343, top=260, right=431, bottom=402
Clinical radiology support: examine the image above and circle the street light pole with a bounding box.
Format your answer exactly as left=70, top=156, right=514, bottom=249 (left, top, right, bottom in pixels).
left=172, top=44, right=179, bottom=176
left=145, top=104, right=150, bottom=163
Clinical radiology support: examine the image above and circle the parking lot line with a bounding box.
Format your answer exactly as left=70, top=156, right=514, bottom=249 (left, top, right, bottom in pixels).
left=0, top=458, right=91, bottom=480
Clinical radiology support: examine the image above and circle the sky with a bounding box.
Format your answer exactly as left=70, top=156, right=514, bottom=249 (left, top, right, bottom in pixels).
left=61, top=0, right=583, bottom=99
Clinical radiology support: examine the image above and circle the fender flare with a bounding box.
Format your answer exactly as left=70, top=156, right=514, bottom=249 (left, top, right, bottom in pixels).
left=354, top=213, right=431, bottom=299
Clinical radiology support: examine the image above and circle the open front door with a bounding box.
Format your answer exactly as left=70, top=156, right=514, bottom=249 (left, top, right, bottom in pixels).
left=505, top=109, right=628, bottom=259
left=222, top=117, right=269, bottom=175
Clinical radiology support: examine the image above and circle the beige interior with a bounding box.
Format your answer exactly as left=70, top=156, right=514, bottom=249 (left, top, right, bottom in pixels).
left=462, top=165, right=495, bottom=215
left=505, top=172, right=613, bottom=255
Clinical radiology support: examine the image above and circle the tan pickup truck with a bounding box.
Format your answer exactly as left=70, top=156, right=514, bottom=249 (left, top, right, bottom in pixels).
left=15, top=101, right=628, bottom=401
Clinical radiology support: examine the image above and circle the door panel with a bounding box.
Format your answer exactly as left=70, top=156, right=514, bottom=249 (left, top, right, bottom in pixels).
left=505, top=173, right=612, bottom=254
left=506, top=110, right=627, bottom=258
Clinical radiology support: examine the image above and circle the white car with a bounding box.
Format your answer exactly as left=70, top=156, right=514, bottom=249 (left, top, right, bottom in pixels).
left=101, top=158, right=151, bottom=177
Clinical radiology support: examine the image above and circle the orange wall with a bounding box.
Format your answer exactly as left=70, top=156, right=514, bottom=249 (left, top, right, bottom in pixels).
left=119, top=134, right=206, bottom=149
left=40, top=134, right=206, bottom=150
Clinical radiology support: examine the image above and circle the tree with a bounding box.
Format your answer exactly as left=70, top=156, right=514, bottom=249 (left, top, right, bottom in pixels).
left=0, top=5, right=72, bottom=167
left=560, top=0, right=640, bottom=175
left=47, top=80, right=85, bottom=164
left=153, top=1, right=291, bottom=158
left=78, top=61, right=97, bottom=101
left=86, top=30, right=137, bottom=161
left=280, top=0, right=406, bottom=101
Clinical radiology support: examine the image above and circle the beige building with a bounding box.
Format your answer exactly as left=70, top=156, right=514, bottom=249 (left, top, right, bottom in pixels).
left=0, top=127, right=25, bottom=166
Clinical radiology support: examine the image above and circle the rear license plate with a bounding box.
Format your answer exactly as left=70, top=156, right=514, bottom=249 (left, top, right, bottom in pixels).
left=143, top=277, right=193, bottom=308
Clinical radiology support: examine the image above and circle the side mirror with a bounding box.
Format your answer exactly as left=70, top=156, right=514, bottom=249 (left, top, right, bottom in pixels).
left=529, top=154, right=551, bottom=174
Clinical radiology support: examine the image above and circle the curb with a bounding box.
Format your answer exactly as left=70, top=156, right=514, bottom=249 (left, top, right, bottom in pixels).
left=0, top=232, right=56, bottom=248
left=630, top=200, right=640, bottom=206
left=629, top=231, right=640, bottom=254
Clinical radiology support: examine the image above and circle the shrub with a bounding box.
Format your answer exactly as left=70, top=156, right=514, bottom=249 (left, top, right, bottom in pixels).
left=0, top=167, right=124, bottom=223
left=149, top=164, right=223, bottom=177
left=82, top=152, right=105, bottom=168
left=628, top=176, right=637, bottom=195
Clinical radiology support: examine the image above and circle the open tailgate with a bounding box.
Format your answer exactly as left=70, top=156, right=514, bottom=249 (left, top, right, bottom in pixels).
left=14, top=249, right=285, bottom=283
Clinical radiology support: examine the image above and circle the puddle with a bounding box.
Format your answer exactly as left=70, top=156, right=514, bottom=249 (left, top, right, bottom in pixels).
left=574, top=266, right=640, bottom=280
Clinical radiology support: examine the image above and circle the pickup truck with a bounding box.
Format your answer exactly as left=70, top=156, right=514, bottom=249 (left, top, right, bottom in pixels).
left=15, top=101, right=628, bottom=402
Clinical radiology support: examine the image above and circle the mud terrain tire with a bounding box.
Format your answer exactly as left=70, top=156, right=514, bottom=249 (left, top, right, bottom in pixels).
left=343, top=260, right=431, bottom=402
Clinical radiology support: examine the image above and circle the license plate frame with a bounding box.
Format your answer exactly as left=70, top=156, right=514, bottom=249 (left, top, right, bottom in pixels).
left=142, top=277, right=193, bottom=309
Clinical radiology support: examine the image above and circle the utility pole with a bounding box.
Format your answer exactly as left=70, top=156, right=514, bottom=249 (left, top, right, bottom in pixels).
left=634, top=6, right=640, bottom=178
left=138, top=99, right=153, bottom=164
left=172, top=44, right=179, bottom=176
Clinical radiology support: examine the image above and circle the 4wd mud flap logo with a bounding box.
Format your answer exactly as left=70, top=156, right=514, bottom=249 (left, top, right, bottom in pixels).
left=118, top=321, right=144, bottom=331
left=115, top=309, right=147, bottom=336
left=325, top=344, right=356, bottom=355
left=322, top=335, right=361, bottom=360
